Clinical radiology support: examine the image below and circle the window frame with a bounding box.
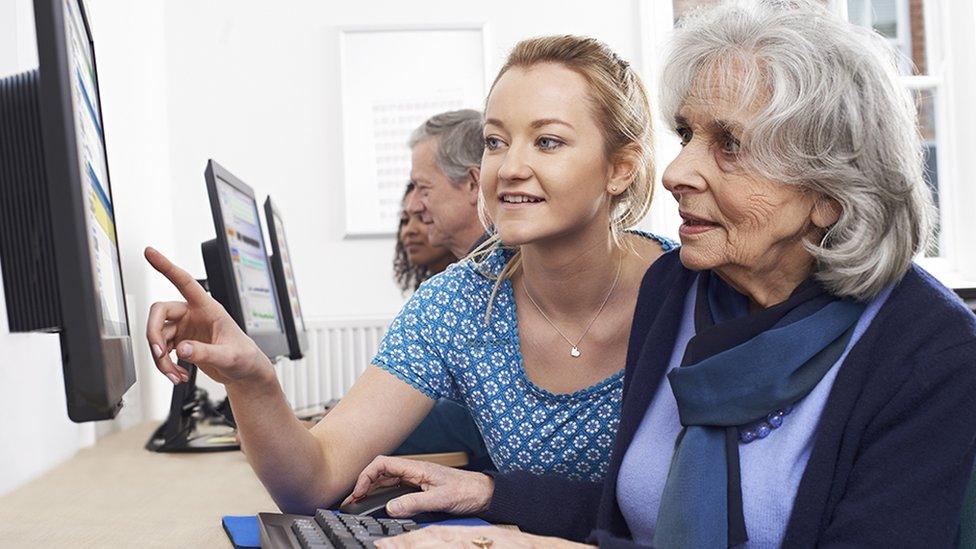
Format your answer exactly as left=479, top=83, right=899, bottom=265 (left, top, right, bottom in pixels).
left=832, top=0, right=976, bottom=288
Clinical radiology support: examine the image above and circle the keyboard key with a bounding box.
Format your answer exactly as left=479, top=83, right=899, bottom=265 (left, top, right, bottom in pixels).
left=288, top=510, right=419, bottom=549
left=291, top=518, right=335, bottom=549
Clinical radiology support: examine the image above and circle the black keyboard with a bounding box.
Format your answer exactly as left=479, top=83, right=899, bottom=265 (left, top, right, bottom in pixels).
left=257, top=510, right=420, bottom=549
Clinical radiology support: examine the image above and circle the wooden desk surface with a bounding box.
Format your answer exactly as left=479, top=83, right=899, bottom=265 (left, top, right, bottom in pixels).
left=0, top=422, right=276, bottom=548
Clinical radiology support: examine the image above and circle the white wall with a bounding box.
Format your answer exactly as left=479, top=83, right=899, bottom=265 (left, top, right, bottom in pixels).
left=159, top=0, right=646, bottom=318
left=938, top=0, right=976, bottom=285
left=0, top=0, right=650, bottom=496
left=157, top=0, right=648, bottom=400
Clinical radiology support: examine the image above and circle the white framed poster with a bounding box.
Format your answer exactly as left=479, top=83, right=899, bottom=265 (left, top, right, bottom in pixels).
left=339, top=24, right=488, bottom=237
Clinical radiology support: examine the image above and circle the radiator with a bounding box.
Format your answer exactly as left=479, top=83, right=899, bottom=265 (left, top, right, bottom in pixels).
left=274, top=316, right=392, bottom=410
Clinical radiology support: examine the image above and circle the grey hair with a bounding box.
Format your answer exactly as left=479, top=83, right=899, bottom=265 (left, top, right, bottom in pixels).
left=661, top=0, right=935, bottom=301
left=408, top=109, right=485, bottom=183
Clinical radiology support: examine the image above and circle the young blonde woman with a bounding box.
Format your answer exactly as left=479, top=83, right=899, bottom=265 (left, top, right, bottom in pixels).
left=144, top=35, right=674, bottom=514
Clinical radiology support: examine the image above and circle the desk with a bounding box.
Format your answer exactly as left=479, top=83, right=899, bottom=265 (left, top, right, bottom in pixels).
left=0, top=422, right=473, bottom=547
left=0, top=422, right=274, bottom=547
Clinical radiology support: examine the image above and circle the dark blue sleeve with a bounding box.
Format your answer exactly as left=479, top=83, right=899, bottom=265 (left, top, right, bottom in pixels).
left=477, top=470, right=604, bottom=542
left=586, top=530, right=654, bottom=548
left=816, top=340, right=976, bottom=547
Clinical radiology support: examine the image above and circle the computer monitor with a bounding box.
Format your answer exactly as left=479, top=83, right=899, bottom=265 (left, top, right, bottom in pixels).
left=264, top=197, right=308, bottom=360
left=203, top=160, right=290, bottom=359
left=0, top=0, right=135, bottom=422
left=146, top=177, right=299, bottom=452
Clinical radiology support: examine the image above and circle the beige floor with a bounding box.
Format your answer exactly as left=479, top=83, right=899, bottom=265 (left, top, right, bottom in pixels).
left=0, top=422, right=276, bottom=548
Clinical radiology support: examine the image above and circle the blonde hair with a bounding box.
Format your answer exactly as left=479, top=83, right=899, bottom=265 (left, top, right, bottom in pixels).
left=472, top=35, right=656, bottom=320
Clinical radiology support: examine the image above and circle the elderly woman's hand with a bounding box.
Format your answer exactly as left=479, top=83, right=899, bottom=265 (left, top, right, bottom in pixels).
left=343, top=456, right=494, bottom=517
left=374, top=525, right=590, bottom=548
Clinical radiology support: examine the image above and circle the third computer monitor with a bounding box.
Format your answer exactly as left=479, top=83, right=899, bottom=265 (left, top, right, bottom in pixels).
left=203, top=160, right=289, bottom=359
left=264, top=197, right=308, bottom=360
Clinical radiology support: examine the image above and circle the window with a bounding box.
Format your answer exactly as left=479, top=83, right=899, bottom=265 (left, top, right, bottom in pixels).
left=844, top=0, right=944, bottom=258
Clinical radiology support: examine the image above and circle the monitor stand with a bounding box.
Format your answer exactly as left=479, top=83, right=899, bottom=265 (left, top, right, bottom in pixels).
left=145, top=359, right=240, bottom=453
left=146, top=237, right=259, bottom=452
left=144, top=270, right=239, bottom=453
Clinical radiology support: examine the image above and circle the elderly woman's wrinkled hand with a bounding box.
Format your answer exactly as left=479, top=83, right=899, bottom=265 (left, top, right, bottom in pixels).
left=343, top=456, right=494, bottom=517
left=374, top=525, right=590, bottom=548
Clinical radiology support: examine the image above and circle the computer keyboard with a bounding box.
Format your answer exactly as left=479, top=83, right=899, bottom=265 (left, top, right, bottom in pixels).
left=258, top=509, right=419, bottom=549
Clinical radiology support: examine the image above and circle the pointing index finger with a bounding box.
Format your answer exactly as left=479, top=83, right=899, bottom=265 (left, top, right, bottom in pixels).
left=144, top=247, right=209, bottom=304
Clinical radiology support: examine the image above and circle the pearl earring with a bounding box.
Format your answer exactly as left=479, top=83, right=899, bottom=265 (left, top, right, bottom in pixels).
left=610, top=186, right=618, bottom=193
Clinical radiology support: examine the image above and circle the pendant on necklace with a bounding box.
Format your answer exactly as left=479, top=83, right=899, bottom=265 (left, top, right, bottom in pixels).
left=570, top=346, right=581, bottom=358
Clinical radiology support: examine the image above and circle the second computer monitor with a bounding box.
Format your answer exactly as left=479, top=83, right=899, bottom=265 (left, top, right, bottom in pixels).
left=203, top=160, right=289, bottom=359
left=264, top=197, right=308, bottom=360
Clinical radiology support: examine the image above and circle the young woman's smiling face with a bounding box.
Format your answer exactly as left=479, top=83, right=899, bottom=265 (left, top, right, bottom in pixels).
left=481, top=63, right=625, bottom=246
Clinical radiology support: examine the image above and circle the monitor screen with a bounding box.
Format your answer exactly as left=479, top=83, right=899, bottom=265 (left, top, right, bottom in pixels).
left=63, top=0, right=127, bottom=337
left=214, top=176, right=282, bottom=333
left=270, top=211, right=306, bottom=333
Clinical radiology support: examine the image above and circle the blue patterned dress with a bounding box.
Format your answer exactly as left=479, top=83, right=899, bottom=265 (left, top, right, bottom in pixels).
left=373, top=232, right=677, bottom=481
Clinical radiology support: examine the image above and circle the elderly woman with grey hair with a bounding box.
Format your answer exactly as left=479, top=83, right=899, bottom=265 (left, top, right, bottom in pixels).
left=348, top=1, right=976, bottom=548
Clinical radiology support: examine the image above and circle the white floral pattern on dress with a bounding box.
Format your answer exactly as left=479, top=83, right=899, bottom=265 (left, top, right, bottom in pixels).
left=374, top=232, right=676, bottom=481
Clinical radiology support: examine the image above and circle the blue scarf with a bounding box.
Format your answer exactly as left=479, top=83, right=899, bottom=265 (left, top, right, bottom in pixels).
left=652, top=272, right=865, bottom=548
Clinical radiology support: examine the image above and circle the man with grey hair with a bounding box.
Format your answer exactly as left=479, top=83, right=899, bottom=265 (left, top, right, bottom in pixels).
left=390, top=109, right=492, bottom=470
left=406, top=109, right=487, bottom=258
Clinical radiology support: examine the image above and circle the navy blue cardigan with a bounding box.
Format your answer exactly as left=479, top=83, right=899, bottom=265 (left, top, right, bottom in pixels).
left=482, top=251, right=976, bottom=548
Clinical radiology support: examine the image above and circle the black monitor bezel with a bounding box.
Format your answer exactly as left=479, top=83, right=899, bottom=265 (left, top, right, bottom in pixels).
left=33, top=0, right=135, bottom=421
left=204, top=159, right=289, bottom=359
left=264, top=196, right=308, bottom=360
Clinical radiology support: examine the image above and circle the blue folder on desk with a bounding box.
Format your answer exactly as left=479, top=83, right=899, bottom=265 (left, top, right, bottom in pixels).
left=222, top=514, right=491, bottom=548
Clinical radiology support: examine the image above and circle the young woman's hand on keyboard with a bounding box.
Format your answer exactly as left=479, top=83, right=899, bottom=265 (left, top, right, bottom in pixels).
left=344, top=456, right=495, bottom=517
left=144, top=246, right=274, bottom=387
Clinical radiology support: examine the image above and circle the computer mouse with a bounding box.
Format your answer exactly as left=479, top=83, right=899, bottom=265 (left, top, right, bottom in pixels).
left=337, top=485, right=458, bottom=523
left=338, top=485, right=423, bottom=518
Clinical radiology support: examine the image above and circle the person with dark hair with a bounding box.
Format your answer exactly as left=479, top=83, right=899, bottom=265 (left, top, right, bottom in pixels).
left=393, top=182, right=456, bottom=293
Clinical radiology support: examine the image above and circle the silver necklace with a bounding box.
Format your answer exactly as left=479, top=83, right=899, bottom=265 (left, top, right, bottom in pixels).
left=522, top=256, right=623, bottom=358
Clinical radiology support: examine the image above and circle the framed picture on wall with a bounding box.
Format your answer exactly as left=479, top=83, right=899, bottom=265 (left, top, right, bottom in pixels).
left=338, top=24, right=489, bottom=237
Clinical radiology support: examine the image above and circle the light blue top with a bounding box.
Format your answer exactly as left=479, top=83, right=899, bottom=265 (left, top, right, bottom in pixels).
left=374, top=232, right=676, bottom=481
left=616, top=277, right=894, bottom=548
